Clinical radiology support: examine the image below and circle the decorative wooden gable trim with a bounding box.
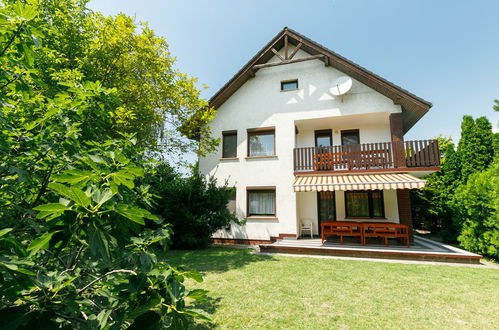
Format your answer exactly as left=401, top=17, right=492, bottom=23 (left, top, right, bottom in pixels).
left=209, top=27, right=432, bottom=134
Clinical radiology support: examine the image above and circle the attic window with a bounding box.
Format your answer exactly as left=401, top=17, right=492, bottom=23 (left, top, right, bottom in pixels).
left=281, top=80, right=298, bottom=91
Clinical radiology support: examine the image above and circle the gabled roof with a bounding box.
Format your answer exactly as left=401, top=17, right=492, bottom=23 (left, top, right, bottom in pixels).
left=209, top=27, right=432, bottom=134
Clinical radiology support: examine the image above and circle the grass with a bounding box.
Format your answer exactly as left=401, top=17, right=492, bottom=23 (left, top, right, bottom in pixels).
left=167, top=247, right=499, bottom=329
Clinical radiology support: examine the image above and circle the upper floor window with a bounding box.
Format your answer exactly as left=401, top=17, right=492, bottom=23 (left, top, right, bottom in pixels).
left=247, top=127, right=275, bottom=157
left=281, top=80, right=298, bottom=91
left=222, top=130, right=237, bottom=158
left=315, top=129, right=332, bottom=147
left=341, top=129, right=360, bottom=146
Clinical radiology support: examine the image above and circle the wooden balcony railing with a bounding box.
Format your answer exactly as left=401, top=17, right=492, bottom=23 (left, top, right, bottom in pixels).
left=293, top=140, right=440, bottom=172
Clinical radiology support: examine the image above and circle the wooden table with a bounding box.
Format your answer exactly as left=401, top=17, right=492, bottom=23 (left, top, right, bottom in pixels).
left=362, top=222, right=410, bottom=247
left=321, top=221, right=363, bottom=244
left=320, top=221, right=410, bottom=247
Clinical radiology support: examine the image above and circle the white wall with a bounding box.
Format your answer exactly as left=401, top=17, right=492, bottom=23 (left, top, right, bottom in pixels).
left=199, top=45, right=402, bottom=240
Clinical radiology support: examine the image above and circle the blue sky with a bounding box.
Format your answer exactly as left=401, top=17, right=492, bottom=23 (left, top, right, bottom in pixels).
left=89, top=0, right=498, bottom=142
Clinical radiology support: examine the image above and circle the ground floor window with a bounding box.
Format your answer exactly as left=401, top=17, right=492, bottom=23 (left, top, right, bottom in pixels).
left=345, top=190, right=384, bottom=218
left=247, top=187, right=276, bottom=216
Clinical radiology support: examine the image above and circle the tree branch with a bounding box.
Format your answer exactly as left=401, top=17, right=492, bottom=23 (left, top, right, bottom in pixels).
left=60, top=245, right=86, bottom=276
left=78, top=269, right=137, bottom=294
left=31, top=164, right=54, bottom=208
left=54, top=312, right=86, bottom=324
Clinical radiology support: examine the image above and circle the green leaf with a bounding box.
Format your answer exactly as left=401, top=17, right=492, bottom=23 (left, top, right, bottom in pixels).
left=52, top=169, right=95, bottom=185
left=33, top=203, right=70, bottom=218
left=0, top=228, right=13, bottom=238
left=186, top=289, right=209, bottom=301
left=0, top=261, right=35, bottom=276
left=96, top=309, right=113, bottom=329
left=88, top=226, right=111, bottom=266
left=184, top=270, right=203, bottom=283
left=115, top=205, right=157, bottom=225
left=33, top=203, right=70, bottom=212
left=126, top=166, right=144, bottom=177
left=48, top=183, right=91, bottom=208
left=12, top=267, right=36, bottom=276
left=27, top=231, right=57, bottom=255
left=92, top=188, right=115, bottom=206
left=1, top=237, right=28, bottom=257
left=110, top=170, right=136, bottom=189
left=88, top=154, right=106, bottom=163
left=182, top=308, right=211, bottom=321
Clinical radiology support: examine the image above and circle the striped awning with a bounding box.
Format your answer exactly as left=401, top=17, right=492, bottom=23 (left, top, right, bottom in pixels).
left=293, top=173, right=426, bottom=192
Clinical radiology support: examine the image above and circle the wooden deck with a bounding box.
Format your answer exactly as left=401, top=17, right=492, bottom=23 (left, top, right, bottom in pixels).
left=259, top=236, right=482, bottom=264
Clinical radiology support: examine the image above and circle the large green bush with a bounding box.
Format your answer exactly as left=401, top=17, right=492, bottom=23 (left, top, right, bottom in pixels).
left=147, top=163, right=241, bottom=249
left=411, top=117, right=497, bottom=244
left=454, top=164, right=499, bottom=260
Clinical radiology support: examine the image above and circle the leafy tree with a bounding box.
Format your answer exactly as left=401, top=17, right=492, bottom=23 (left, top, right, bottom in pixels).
left=494, top=99, right=499, bottom=112
left=146, top=163, right=241, bottom=249
left=1, top=2, right=211, bottom=327
left=4, top=0, right=218, bottom=155
left=454, top=164, right=499, bottom=260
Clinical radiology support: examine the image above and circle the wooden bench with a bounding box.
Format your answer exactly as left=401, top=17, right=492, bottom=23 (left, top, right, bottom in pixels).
left=362, top=223, right=410, bottom=247
left=320, top=222, right=410, bottom=247
left=321, top=221, right=363, bottom=244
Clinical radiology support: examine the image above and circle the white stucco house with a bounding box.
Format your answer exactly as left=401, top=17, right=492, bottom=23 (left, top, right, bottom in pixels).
left=199, top=27, right=440, bottom=244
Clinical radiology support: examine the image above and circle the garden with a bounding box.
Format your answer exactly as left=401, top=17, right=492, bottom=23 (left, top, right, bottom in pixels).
left=168, top=247, right=499, bottom=329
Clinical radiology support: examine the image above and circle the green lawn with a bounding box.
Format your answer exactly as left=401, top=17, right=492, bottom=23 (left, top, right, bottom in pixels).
left=167, top=247, right=499, bottom=329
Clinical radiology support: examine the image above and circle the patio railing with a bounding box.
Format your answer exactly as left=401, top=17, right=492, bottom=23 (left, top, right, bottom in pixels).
left=293, top=139, right=440, bottom=172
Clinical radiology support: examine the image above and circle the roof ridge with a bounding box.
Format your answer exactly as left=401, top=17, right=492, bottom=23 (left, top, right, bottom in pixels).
left=209, top=27, right=433, bottom=133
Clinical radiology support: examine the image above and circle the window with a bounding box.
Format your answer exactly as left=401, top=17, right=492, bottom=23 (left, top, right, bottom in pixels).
left=247, top=188, right=276, bottom=217
left=345, top=190, right=384, bottom=218
left=226, top=188, right=236, bottom=214
left=315, top=129, right=332, bottom=147
left=247, top=127, right=275, bottom=157
left=341, top=129, right=360, bottom=146
left=222, top=130, right=237, bottom=158
left=281, top=80, right=298, bottom=91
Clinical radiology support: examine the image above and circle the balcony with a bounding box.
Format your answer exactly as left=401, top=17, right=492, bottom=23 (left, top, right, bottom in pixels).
left=293, top=140, right=440, bottom=173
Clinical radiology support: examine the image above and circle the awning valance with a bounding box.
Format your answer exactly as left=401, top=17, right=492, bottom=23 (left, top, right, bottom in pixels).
left=293, top=173, right=426, bottom=192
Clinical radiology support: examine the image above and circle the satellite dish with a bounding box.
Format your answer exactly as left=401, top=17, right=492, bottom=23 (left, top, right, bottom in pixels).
left=330, top=76, right=353, bottom=96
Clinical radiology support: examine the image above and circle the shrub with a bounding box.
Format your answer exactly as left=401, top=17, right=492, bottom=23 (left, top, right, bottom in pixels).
left=454, top=164, right=499, bottom=260
left=147, top=163, right=240, bottom=249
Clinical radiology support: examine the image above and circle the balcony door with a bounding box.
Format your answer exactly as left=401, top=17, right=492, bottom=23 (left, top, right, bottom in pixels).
left=341, top=129, right=360, bottom=146
left=317, top=191, right=336, bottom=234
left=315, top=129, right=332, bottom=147
left=341, top=130, right=360, bottom=170
left=314, top=130, right=332, bottom=171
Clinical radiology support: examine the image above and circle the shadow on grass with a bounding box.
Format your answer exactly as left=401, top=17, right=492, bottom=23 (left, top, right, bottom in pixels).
left=164, top=246, right=276, bottom=274
left=164, top=247, right=276, bottom=329
left=187, top=296, right=222, bottom=329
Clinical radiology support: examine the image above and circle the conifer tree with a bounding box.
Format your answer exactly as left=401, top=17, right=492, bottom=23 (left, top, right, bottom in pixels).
left=457, top=116, right=494, bottom=182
